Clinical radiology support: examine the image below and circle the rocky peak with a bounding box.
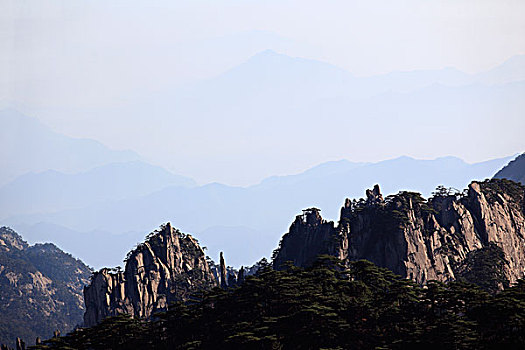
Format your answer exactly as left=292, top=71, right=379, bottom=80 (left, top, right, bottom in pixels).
left=273, top=180, right=525, bottom=288
left=83, top=223, right=218, bottom=327
left=0, top=227, right=28, bottom=251
left=365, top=184, right=384, bottom=204
left=273, top=208, right=345, bottom=269
left=302, top=208, right=323, bottom=225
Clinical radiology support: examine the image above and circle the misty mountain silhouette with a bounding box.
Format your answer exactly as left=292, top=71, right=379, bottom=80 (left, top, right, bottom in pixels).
left=3, top=154, right=513, bottom=268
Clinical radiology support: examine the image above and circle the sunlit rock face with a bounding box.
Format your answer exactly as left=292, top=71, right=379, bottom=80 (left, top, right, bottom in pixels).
left=83, top=223, right=218, bottom=327
left=274, top=180, right=525, bottom=286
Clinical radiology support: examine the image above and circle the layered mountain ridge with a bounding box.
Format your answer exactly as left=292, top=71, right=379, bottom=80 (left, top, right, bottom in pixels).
left=5, top=153, right=513, bottom=269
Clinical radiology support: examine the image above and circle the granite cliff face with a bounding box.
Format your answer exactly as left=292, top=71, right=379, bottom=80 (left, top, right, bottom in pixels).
left=0, top=227, right=91, bottom=347
left=273, top=179, right=525, bottom=286
left=83, top=223, right=222, bottom=327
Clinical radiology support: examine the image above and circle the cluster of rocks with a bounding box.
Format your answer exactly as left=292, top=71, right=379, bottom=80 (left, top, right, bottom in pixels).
left=0, top=337, right=29, bottom=350
left=0, top=329, right=59, bottom=349
left=208, top=252, right=244, bottom=289
left=273, top=180, right=525, bottom=286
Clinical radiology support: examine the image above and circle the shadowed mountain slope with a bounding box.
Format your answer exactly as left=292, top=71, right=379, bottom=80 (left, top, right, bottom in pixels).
left=0, top=227, right=92, bottom=348
left=494, top=153, right=525, bottom=185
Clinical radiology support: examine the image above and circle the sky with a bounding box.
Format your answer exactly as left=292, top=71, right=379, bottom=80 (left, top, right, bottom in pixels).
left=2, top=0, right=525, bottom=185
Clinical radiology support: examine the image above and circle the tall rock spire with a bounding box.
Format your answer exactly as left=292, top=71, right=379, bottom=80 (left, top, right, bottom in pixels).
left=219, top=252, right=228, bottom=289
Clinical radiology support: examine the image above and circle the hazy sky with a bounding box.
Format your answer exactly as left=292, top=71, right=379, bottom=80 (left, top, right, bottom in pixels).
left=2, top=0, right=525, bottom=185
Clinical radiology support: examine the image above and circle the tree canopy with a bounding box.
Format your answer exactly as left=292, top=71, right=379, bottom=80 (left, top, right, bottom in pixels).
left=30, top=257, right=525, bottom=350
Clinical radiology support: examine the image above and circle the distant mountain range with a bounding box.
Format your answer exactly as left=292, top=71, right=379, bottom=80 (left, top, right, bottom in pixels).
left=2, top=152, right=514, bottom=269
left=130, top=50, right=525, bottom=185
left=0, top=109, right=140, bottom=185
left=0, top=161, right=195, bottom=219
left=179, top=50, right=525, bottom=104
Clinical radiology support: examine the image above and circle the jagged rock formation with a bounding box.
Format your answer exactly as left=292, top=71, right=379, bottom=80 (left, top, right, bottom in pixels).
left=272, top=208, right=345, bottom=268
left=494, top=153, right=525, bottom=185
left=0, top=227, right=91, bottom=348
left=83, top=223, right=220, bottom=327
left=273, top=179, right=525, bottom=287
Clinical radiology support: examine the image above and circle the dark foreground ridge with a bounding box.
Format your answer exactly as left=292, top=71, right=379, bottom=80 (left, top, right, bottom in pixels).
left=31, top=257, right=525, bottom=349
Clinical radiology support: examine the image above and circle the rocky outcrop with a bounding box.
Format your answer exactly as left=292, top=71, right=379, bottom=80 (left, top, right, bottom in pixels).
left=273, top=179, right=525, bottom=286
left=272, top=208, right=347, bottom=268
left=83, top=223, right=218, bottom=327
left=0, top=227, right=92, bottom=348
